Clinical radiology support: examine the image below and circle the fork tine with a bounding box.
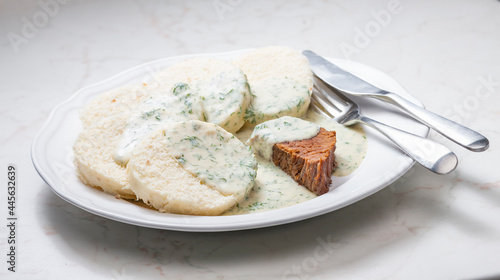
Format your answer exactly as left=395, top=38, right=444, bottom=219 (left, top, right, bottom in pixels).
left=310, top=95, right=334, bottom=118
left=313, top=76, right=351, bottom=110
left=311, top=90, right=342, bottom=119
left=311, top=75, right=361, bottom=125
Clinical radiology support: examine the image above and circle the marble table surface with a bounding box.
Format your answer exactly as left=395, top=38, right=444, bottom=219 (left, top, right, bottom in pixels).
left=1, top=0, right=499, bottom=279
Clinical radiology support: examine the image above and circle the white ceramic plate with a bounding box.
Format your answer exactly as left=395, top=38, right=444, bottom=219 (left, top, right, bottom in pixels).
left=31, top=49, right=428, bottom=232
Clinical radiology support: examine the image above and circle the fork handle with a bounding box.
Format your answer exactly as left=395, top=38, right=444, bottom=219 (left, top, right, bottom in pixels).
left=376, top=92, right=489, bottom=152
left=358, top=115, right=458, bottom=174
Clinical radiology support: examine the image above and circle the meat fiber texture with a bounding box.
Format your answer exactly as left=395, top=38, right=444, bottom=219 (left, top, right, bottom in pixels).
left=272, top=128, right=337, bottom=195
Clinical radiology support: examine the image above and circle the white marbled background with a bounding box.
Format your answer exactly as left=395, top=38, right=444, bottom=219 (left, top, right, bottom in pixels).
left=1, top=0, right=499, bottom=279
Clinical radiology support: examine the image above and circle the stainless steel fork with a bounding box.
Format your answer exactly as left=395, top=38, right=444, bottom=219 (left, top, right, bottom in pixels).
left=310, top=76, right=458, bottom=174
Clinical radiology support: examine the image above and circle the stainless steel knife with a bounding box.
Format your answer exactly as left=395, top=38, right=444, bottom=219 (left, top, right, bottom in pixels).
left=303, top=50, right=489, bottom=152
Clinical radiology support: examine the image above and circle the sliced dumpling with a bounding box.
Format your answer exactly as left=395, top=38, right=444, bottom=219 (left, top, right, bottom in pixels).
left=233, top=46, right=313, bottom=125
left=153, top=58, right=251, bottom=133
left=79, top=84, right=148, bottom=129
left=113, top=83, right=204, bottom=165
left=73, top=114, right=135, bottom=199
left=127, top=120, right=257, bottom=215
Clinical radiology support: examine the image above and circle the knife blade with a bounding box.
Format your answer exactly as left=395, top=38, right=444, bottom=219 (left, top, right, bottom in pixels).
left=303, top=50, right=489, bottom=152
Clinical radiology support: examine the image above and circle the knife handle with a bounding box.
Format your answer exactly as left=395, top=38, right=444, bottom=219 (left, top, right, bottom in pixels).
left=358, top=115, right=458, bottom=174
left=379, top=92, right=489, bottom=152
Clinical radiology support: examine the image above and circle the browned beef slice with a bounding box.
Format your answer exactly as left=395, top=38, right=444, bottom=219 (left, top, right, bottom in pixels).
left=272, top=128, right=337, bottom=195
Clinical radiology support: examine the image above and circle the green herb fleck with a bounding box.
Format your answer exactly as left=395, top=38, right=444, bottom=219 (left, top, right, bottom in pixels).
left=172, top=83, right=188, bottom=96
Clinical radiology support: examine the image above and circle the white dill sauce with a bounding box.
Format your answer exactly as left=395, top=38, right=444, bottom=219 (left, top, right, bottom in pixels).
left=303, top=110, right=367, bottom=177
left=113, top=83, right=204, bottom=165
left=246, top=116, right=320, bottom=160
left=157, top=120, right=257, bottom=197
left=225, top=108, right=367, bottom=215
left=244, top=77, right=310, bottom=125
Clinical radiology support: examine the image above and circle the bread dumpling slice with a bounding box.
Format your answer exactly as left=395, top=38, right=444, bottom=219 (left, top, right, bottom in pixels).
left=74, top=82, right=206, bottom=198
left=233, top=46, right=313, bottom=125
left=127, top=120, right=258, bottom=215
left=79, top=84, right=148, bottom=129
left=73, top=114, right=136, bottom=199
left=154, top=58, right=251, bottom=133
left=112, top=83, right=204, bottom=165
